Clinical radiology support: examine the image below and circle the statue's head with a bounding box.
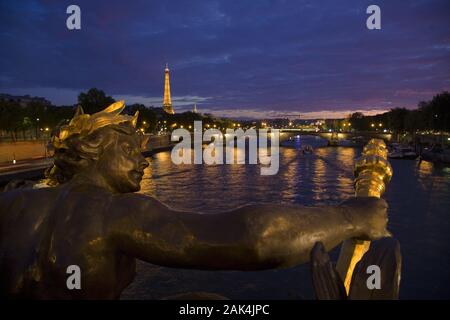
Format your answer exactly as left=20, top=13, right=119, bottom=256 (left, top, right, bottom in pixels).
left=48, top=101, right=149, bottom=193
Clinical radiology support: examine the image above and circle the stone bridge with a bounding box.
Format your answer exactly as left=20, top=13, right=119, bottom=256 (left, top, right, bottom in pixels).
left=278, top=129, right=392, bottom=143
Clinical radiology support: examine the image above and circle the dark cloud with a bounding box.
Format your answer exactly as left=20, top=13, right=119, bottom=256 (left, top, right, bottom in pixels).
left=0, top=0, right=449, bottom=116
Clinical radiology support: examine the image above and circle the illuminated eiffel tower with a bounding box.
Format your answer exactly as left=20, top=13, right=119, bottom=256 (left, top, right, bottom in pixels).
left=162, top=63, right=175, bottom=114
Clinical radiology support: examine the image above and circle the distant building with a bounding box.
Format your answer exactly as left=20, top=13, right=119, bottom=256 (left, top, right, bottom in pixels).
left=314, top=120, right=326, bottom=126
left=162, top=63, right=175, bottom=114
left=193, top=103, right=198, bottom=113
left=0, top=94, right=51, bottom=106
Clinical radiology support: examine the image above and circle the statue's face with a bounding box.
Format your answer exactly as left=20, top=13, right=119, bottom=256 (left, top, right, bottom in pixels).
left=96, top=128, right=149, bottom=193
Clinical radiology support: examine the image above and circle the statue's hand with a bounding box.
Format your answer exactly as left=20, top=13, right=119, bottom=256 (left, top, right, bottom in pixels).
left=343, top=197, right=391, bottom=240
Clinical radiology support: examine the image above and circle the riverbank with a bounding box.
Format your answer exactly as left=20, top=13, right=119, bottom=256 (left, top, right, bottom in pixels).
left=0, top=134, right=175, bottom=187
left=0, top=139, right=50, bottom=163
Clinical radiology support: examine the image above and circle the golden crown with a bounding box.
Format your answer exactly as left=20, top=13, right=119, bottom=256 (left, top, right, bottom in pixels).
left=52, top=100, right=138, bottom=149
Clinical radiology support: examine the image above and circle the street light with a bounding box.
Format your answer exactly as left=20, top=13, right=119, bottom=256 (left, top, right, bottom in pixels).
left=35, top=118, right=41, bottom=138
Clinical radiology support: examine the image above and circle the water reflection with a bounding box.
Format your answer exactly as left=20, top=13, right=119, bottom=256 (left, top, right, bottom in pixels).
left=281, top=148, right=298, bottom=202
left=312, top=157, right=327, bottom=201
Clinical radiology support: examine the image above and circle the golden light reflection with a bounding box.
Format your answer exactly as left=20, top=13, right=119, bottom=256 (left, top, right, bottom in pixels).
left=312, top=157, right=327, bottom=201
left=336, top=148, right=355, bottom=196
left=418, top=160, right=433, bottom=176
left=280, top=148, right=299, bottom=201
left=157, top=151, right=170, bottom=161
left=223, top=147, right=246, bottom=194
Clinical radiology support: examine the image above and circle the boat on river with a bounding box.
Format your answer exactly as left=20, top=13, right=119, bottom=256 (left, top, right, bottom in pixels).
left=300, top=144, right=314, bottom=154
left=419, top=145, right=450, bottom=165
left=388, top=144, right=418, bottom=160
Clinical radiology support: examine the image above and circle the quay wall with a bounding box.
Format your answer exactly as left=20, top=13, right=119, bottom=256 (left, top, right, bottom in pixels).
left=0, top=140, right=51, bottom=163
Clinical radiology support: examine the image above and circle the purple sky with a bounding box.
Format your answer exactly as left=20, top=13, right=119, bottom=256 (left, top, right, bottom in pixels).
left=0, top=0, right=449, bottom=119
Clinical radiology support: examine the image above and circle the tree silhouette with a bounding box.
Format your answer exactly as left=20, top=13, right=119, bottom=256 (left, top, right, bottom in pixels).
left=77, top=88, right=115, bottom=114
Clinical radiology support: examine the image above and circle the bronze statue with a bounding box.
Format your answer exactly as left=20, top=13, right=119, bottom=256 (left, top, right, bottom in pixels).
left=0, top=102, right=391, bottom=299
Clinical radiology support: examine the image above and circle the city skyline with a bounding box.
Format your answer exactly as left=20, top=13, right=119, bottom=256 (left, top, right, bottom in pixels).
left=0, top=0, right=449, bottom=119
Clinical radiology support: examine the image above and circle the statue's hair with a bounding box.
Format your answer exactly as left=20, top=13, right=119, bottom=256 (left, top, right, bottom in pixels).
left=45, top=101, right=143, bottom=185
left=52, top=100, right=138, bottom=150
left=46, top=123, right=137, bottom=185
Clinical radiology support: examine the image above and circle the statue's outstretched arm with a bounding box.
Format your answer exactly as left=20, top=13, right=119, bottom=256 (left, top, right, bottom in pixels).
left=107, top=194, right=388, bottom=271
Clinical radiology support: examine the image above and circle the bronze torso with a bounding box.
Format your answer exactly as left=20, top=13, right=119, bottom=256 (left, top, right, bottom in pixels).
left=0, top=182, right=136, bottom=299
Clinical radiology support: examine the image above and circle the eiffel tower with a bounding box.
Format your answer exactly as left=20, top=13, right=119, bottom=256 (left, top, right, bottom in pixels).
left=162, top=63, right=175, bottom=114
